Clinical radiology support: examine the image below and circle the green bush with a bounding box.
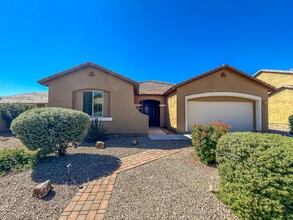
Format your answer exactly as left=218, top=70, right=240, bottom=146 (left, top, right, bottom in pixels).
left=0, top=147, right=37, bottom=174
left=289, top=115, right=293, bottom=135
left=217, top=132, right=293, bottom=220
left=87, top=119, right=108, bottom=141
left=191, top=121, right=230, bottom=164
left=11, top=107, right=90, bottom=158
left=0, top=103, right=36, bottom=128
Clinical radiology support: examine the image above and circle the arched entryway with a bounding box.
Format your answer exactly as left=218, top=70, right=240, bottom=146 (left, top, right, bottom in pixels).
left=141, top=100, right=160, bottom=126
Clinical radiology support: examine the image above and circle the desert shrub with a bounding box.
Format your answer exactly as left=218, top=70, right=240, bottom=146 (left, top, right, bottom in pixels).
left=11, top=107, right=89, bottom=158
left=0, top=147, right=37, bottom=174
left=0, top=103, right=36, bottom=128
left=289, top=115, right=293, bottom=135
left=217, top=132, right=293, bottom=220
left=191, top=121, right=230, bottom=164
left=87, top=119, right=108, bottom=141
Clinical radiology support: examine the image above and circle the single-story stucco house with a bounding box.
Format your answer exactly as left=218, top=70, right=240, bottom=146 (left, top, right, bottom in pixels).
left=254, top=69, right=293, bottom=125
left=38, top=62, right=275, bottom=134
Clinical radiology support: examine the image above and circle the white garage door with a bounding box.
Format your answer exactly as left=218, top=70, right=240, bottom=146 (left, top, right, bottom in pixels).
left=187, top=101, right=254, bottom=132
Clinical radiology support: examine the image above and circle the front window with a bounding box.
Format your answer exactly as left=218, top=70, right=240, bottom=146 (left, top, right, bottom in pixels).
left=83, top=91, right=103, bottom=117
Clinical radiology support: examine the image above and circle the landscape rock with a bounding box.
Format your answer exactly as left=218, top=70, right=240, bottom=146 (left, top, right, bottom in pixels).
left=208, top=184, right=219, bottom=193
left=32, top=180, right=53, bottom=199
left=132, top=139, right=138, bottom=145
left=0, top=137, right=8, bottom=141
left=95, top=141, right=105, bottom=149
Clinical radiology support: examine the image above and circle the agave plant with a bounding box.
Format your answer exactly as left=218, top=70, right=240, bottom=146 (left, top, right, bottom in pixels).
left=87, top=119, right=108, bottom=141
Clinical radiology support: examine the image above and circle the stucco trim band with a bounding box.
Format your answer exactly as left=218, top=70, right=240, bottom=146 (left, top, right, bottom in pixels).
left=184, top=92, right=262, bottom=132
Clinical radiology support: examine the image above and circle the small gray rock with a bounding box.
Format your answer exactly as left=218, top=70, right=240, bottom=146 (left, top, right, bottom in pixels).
left=132, top=139, right=138, bottom=145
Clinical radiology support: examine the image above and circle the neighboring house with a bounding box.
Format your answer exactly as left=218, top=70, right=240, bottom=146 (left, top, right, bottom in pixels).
left=0, top=92, right=48, bottom=107
left=0, top=92, right=48, bottom=132
left=254, top=69, right=293, bottom=125
left=38, top=62, right=275, bottom=134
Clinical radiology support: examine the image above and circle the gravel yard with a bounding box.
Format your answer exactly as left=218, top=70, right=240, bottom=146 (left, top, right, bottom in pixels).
left=0, top=135, right=190, bottom=220
left=0, top=132, right=22, bottom=151
left=106, top=147, right=238, bottom=220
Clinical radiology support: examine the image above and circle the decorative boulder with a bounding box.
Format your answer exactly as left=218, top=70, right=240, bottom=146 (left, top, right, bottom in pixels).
left=0, top=137, right=8, bottom=141
left=208, top=184, right=219, bottom=193
left=33, top=180, right=53, bottom=199
left=132, top=139, right=138, bottom=145
left=95, top=141, right=105, bottom=149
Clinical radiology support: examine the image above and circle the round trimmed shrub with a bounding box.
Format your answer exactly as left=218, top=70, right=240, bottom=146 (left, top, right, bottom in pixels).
left=217, top=132, right=293, bottom=219
left=11, top=108, right=90, bottom=158
left=0, top=103, right=36, bottom=128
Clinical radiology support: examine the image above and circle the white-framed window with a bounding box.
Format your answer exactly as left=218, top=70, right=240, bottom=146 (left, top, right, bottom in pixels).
left=82, top=91, right=103, bottom=117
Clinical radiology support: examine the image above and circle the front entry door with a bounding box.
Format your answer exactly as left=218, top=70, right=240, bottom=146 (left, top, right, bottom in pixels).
left=142, top=100, right=160, bottom=126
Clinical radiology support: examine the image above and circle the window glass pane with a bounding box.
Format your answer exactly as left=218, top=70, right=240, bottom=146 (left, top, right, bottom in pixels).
left=93, top=91, right=103, bottom=116
left=83, top=91, right=93, bottom=116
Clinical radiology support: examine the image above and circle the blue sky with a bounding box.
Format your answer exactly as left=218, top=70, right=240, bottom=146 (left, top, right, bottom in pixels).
left=0, top=0, right=292, bottom=96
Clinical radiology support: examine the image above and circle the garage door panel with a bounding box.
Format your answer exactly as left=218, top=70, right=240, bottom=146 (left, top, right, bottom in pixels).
left=187, top=101, right=254, bottom=132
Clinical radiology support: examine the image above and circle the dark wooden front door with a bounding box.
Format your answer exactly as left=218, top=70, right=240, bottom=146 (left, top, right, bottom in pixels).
left=141, top=100, right=160, bottom=126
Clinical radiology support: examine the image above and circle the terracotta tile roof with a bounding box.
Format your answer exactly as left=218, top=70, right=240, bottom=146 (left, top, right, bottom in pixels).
left=254, top=69, right=293, bottom=77
left=0, top=92, right=48, bottom=104
left=138, top=80, right=175, bottom=95
left=164, top=64, right=276, bottom=95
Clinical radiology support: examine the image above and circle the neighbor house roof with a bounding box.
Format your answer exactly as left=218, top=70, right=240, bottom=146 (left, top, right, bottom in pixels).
left=38, top=62, right=140, bottom=93
left=164, top=64, right=277, bottom=95
left=269, top=85, right=293, bottom=97
left=138, top=80, right=175, bottom=95
left=0, top=92, right=48, bottom=104
left=253, top=69, right=293, bottom=77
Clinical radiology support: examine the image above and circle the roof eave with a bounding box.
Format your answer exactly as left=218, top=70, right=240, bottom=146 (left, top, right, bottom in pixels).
left=253, top=70, right=262, bottom=77
left=269, top=85, right=293, bottom=97
left=38, top=62, right=139, bottom=93
left=254, top=69, right=293, bottom=77
left=164, top=65, right=276, bottom=95
left=163, top=86, right=177, bottom=96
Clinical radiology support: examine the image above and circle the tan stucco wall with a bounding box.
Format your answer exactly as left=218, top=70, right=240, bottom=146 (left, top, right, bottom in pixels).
left=268, top=89, right=293, bottom=124
left=47, top=66, right=148, bottom=134
left=135, top=95, right=166, bottom=127
left=135, top=95, right=165, bottom=104
left=256, top=72, right=293, bottom=88
left=176, top=68, right=269, bottom=133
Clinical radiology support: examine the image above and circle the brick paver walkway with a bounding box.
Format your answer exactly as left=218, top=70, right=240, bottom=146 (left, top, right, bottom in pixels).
left=59, top=149, right=180, bottom=220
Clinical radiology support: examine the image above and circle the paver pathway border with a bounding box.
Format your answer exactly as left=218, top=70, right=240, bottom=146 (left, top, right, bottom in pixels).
left=59, top=149, right=180, bottom=220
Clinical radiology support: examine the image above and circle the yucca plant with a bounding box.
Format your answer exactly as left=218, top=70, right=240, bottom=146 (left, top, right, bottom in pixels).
left=87, top=119, right=108, bottom=141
